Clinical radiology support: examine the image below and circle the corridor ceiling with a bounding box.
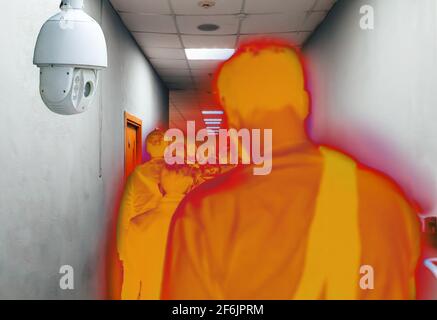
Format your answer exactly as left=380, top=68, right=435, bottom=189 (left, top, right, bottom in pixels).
left=109, top=0, right=337, bottom=128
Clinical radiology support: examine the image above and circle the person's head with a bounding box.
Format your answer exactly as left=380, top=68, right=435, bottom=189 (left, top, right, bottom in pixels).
left=146, top=128, right=168, bottom=159
left=160, top=164, right=194, bottom=196
left=215, top=39, right=309, bottom=129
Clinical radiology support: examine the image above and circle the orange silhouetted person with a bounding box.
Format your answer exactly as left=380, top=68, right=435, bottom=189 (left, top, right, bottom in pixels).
left=160, top=40, right=421, bottom=300
left=117, top=129, right=168, bottom=299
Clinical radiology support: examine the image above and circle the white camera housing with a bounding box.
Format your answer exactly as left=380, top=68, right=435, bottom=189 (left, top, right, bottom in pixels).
left=33, top=0, right=107, bottom=115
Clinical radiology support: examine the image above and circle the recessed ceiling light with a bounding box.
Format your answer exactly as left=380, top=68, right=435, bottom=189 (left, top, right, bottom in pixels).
left=186, top=48, right=235, bottom=60
left=204, top=118, right=222, bottom=122
left=197, top=23, right=220, bottom=32
left=202, top=110, right=224, bottom=115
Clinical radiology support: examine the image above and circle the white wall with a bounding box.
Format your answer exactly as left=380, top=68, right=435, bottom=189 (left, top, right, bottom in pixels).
left=305, top=0, right=437, bottom=214
left=0, top=0, right=168, bottom=299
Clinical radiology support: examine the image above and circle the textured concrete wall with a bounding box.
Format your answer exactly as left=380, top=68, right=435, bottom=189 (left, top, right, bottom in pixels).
left=305, top=0, right=437, bottom=215
left=0, top=0, right=168, bottom=299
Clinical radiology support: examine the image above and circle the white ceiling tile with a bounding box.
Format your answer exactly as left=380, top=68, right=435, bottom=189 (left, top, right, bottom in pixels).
left=170, top=0, right=243, bottom=15
left=156, top=68, right=191, bottom=77
left=133, top=32, right=182, bottom=48
left=176, top=15, right=239, bottom=35
left=162, top=75, right=193, bottom=83
left=188, top=60, right=222, bottom=70
left=241, top=14, right=305, bottom=34
left=144, top=48, right=186, bottom=59
left=150, top=59, right=189, bottom=69
left=167, top=82, right=196, bottom=90
left=244, top=0, right=316, bottom=14
left=313, top=0, right=337, bottom=11
left=238, top=32, right=301, bottom=46
left=171, top=90, right=199, bottom=100
left=297, top=31, right=312, bottom=44
left=166, top=79, right=194, bottom=86
left=193, top=71, right=214, bottom=79
left=120, top=13, right=177, bottom=33
left=110, top=0, right=172, bottom=14
left=182, top=35, right=237, bottom=48
left=190, top=68, right=216, bottom=78
left=194, top=78, right=214, bottom=90
left=301, top=11, right=327, bottom=31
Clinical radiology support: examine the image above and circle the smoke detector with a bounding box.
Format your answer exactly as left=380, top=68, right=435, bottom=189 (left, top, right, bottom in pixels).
left=198, top=0, right=216, bottom=9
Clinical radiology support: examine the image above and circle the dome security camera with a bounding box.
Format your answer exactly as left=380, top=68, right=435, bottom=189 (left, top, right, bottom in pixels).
left=33, top=0, right=107, bottom=115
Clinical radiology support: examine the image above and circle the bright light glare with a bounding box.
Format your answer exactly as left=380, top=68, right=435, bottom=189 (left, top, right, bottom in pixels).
left=202, top=110, right=224, bottom=115
left=204, top=118, right=222, bottom=122
left=186, top=48, right=235, bottom=60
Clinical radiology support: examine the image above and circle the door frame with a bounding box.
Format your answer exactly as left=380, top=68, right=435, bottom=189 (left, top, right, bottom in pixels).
left=124, top=111, right=143, bottom=177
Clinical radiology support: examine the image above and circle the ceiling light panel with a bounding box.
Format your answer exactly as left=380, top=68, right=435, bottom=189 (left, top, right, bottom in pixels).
left=181, top=35, right=237, bottom=49
left=202, top=110, right=224, bottom=115
left=186, top=48, right=235, bottom=60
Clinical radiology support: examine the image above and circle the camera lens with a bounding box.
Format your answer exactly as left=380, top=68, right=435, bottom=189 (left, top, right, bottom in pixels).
left=84, top=81, right=92, bottom=98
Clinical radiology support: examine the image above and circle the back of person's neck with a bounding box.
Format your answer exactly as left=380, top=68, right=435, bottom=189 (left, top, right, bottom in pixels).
left=233, top=107, right=310, bottom=149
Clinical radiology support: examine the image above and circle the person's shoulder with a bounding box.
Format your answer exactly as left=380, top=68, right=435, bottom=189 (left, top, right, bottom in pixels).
left=322, top=146, right=419, bottom=225
left=134, top=161, right=158, bottom=176
left=356, top=164, right=421, bottom=264
left=127, top=161, right=161, bottom=184
left=356, top=163, right=421, bottom=244
left=321, top=146, right=415, bottom=208
left=126, top=164, right=147, bottom=181
left=356, top=165, right=413, bottom=208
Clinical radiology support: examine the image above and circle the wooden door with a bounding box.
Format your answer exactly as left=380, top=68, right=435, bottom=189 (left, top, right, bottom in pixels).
left=124, top=112, right=143, bottom=178
left=125, top=124, right=138, bottom=177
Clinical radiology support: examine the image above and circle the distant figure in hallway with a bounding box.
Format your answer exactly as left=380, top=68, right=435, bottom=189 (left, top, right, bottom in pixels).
left=121, top=164, right=193, bottom=299
left=117, top=129, right=168, bottom=299
left=161, top=40, right=421, bottom=300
